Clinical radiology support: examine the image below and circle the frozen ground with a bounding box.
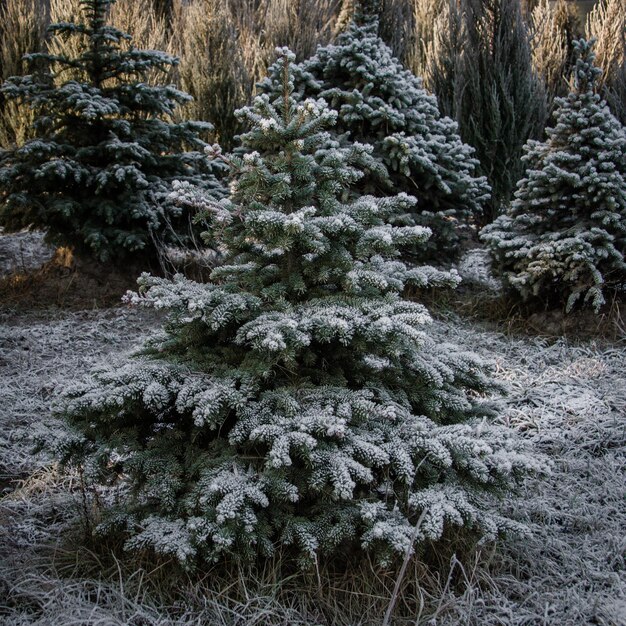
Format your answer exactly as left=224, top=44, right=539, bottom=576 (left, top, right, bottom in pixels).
left=0, top=239, right=625, bottom=625
left=0, top=230, right=54, bottom=277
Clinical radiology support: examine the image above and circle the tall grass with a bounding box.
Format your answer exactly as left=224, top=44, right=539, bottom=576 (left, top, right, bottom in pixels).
left=46, top=0, right=86, bottom=84
left=423, top=0, right=464, bottom=117
left=586, top=0, right=626, bottom=124
left=530, top=0, right=569, bottom=104
left=169, top=0, right=250, bottom=148
left=2, top=0, right=623, bottom=155
left=553, top=0, right=583, bottom=57
left=169, top=0, right=340, bottom=149
left=109, top=0, right=171, bottom=53
left=0, top=0, right=47, bottom=147
left=405, top=0, right=446, bottom=79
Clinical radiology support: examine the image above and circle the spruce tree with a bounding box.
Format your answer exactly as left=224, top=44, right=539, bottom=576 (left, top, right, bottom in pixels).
left=56, top=50, right=537, bottom=567
left=481, top=39, right=626, bottom=312
left=258, top=0, right=490, bottom=260
left=0, top=0, right=224, bottom=265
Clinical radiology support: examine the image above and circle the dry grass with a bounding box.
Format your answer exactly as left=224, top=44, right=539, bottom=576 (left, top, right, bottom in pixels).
left=1, top=307, right=624, bottom=624
left=0, top=243, right=141, bottom=310
left=530, top=0, right=569, bottom=102
left=46, top=0, right=86, bottom=80
left=413, top=248, right=626, bottom=342
left=585, top=0, right=626, bottom=123
left=169, top=0, right=249, bottom=148
left=0, top=0, right=47, bottom=147
left=432, top=316, right=626, bottom=625
left=586, top=0, right=626, bottom=87
left=169, top=0, right=340, bottom=148
left=109, top=0, right=171, bottom=53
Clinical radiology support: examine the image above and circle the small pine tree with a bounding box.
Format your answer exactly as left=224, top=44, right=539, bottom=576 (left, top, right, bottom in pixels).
left=258, top=0, right=490, bottom=260
left=481, top=39, right=626, bottom=312
left=0, top=0, right=224, bottom=265
left=56, top=49, right=538, bottom=568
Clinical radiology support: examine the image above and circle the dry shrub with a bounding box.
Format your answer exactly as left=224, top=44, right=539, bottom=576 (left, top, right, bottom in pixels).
left=586, top=0, right=626, bottom=123
left=170, top=0, right=248, bottom=148
left=553, top=0, right=583, bottom=60
left=405, top=0, right=446, bottom=79
left=0, top=245, right=143, bottom=310
left=0, top=0, right=47, bottom=80
left=0, top=0, right=47, bottom=147
left=109, top=0, right=176, bottom=89
left=530, top=0, right=571, bottom=105
left=109, top=0, right=171, bottom=54
left=255, top=0, right=339, bottom=62
left=169, top=0, right=340, bottom=149
left=335, top=0, right=355, bottom=34
left=46, top=0, right=87, bottom=83
left=530, top=0, right=569, bottom=103
left=47, top=0, right=172, bottom=84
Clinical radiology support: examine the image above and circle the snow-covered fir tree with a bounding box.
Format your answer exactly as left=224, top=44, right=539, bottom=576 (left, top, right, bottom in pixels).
left=0, top=0, right=224, bottom=264
left=481, top=39, right=626, bottom=312
left=257, top=0, right=490, bottom=260
left=57, top=49, right=538, bottom=568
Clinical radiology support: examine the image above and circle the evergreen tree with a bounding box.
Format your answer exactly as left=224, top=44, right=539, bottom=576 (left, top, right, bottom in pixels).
left=0, top=0, right=224, bottom=265
left=454, top=0, right=547, bottom=221
left=258, top=0, right=490, bottom=260
left=481, top=39, right=626, bottom=312
left=56, top=50, right=538, bottom=567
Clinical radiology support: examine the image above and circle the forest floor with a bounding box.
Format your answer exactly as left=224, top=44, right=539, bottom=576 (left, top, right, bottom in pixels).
left=0, top=232, right=625, bottom=625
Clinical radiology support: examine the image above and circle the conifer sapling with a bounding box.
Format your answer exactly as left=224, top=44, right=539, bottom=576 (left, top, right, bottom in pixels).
left=481, top=39, right=626, bottom=312
left=258, top=0, right=490, bottom=260
left=56, top=49, right=539, bottom=567
left=0, top=0, right=224, bottom=264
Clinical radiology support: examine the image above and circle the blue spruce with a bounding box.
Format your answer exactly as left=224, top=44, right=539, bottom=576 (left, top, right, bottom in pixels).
left=56, top=50, right=538, bottom=568
left=0, top=0, right=224, bottom=265
left=482, top=39, right=626, bottom=312
left=257, top=0, right=490, bottom=261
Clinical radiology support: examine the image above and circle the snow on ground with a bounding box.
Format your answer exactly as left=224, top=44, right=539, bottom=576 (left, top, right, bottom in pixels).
left=0, top=304, right=624, bottom=624
left=434, top=318, right=626, bottom=626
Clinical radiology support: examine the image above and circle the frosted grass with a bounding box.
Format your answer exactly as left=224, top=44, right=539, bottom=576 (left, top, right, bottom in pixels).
left=1, top=254, right=624, bottom=625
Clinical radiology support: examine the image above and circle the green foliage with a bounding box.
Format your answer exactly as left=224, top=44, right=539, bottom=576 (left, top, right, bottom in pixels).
left=57, top=49, right=539, bottom=568
left=258, top=1, right=490, bottom=261
left=0, top=0, right=224, bottom=264
left=426, top=0, right=546, bottom=221
left=456, top=0, right=547, bottom=221
left=481, top=39, right=626, bottom=312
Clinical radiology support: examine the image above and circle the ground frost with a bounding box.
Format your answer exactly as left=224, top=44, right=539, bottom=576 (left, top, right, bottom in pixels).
left=0, top=307, right=624, bottom=625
